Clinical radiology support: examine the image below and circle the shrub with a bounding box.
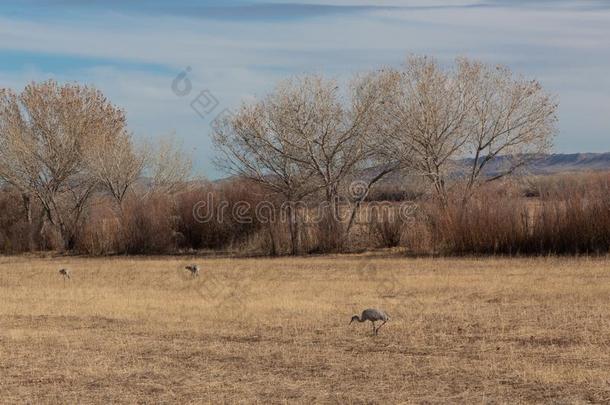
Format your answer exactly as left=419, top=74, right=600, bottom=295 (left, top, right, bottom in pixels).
left=423, top=172, right=610, bottom=255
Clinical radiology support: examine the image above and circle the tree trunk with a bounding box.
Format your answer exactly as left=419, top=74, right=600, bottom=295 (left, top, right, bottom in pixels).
left=344, top=166, right=397, bottom=238
left=287, top=203, right=298, bottom=255
left=22, top=193, right=34, bottom=251
left=268, top=225, right=277, bottom=256
left=22, top=193, right=32, bottom=224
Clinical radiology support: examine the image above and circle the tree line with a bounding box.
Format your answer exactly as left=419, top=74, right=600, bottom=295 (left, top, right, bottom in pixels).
left=0, top=80, right=191, bottom=250
left=212, top=56, right=558, bottom=254
left=4, top=55, right=605, bottom=256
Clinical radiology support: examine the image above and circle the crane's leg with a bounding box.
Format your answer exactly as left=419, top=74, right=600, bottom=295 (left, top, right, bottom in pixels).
left=371, top=321, right=376, bottom=335
left=375, top=320, right=387, bottom=335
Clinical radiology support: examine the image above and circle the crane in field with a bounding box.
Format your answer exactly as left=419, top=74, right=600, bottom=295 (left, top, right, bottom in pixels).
left=184, top=264, right=200, bottom=278
left=350, top=308, right=390, bottom=335
left=58, top=268, right=71, bottom=281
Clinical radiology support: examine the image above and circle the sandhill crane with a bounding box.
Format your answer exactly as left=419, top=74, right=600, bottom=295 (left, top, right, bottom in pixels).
left=350, top=308, right=390, bottom=335
left=58, top=268, right=71, bottom=281
left=185, top=264, right=200, bottom=278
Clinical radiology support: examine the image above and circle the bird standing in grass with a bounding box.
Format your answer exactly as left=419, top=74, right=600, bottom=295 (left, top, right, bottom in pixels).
left=350, top=308, right=390, bottom=335
left=58, top=268, right=71, bottom=281
left=185, top=264, right=200, bottom=278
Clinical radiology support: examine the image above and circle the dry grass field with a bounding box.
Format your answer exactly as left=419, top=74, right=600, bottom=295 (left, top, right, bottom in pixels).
left=1, top=254, right=610, bottom=404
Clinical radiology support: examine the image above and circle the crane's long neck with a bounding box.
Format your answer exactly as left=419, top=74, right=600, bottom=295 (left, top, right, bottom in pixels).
left=356, top=316, right=365, bottom=323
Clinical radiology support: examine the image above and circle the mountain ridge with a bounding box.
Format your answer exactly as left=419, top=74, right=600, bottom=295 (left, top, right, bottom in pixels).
left=471, top=152, right=610, bottom=175
left=210, top=152, right=610, bottom=184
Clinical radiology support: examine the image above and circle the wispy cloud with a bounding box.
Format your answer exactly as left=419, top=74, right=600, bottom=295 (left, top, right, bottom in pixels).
left=0, top=0, right=609, bottom=177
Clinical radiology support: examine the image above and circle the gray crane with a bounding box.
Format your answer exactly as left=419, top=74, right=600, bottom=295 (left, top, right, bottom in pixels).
left=58, top=268, right=71, bottom=281
left=350, top=308, right=390, bottom=335
left=184, top=264, right=200, bottom=278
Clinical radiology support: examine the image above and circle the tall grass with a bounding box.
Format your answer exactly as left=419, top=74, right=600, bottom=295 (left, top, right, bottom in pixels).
left=1, top=171, right=608, bottom=256
left=175, top=180, right=271, bottom=252
left=422, top=172, right=609, bottom=255
left=0, top=189, right=35, bottom=253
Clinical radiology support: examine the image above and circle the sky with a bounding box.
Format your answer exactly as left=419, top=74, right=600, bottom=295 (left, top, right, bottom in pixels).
left=1, top=0, right=609, bottom=178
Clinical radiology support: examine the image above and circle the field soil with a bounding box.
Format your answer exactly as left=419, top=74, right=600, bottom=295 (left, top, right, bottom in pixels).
left=1, top=255, right=609, bottom=403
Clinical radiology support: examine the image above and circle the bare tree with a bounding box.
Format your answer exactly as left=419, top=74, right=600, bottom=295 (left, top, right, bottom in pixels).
left=375, top=56, right=557, bottom=204
left=85, top=129, right=146, bottom=208
left=212, top=74, right=394, bottom=252
left=145, top=135, right=193, bottom=195
left=373, top=56, right=479, bottom=203
left=212, top=97, right=318, bottom=255
left=271, top=75, right=388, bottom=218
left=462, top=62, right=557, bottom=201
left=0, top=80, right=126, bottom=249
left=267, top=75, right=397, bottom=245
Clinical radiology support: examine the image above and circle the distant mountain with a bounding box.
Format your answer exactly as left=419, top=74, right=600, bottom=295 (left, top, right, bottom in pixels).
left=358, top=152, right=610, bottom=190
left=528, top=152, right=610, bottom=173
left=461, top=152, right=610, bottom=176
left=211, top=152, right=610, bottom=187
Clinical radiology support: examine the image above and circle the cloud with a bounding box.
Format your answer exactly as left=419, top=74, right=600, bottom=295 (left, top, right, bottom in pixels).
left=0, top=0, right=609, bottom=177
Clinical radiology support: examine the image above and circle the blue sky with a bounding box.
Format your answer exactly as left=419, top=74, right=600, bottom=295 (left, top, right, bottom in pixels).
left=1, top=0, right=609, bottom=178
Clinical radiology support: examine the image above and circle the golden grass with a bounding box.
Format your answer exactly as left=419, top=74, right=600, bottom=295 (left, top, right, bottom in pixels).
left=1, top=254, right=609, bottom=403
